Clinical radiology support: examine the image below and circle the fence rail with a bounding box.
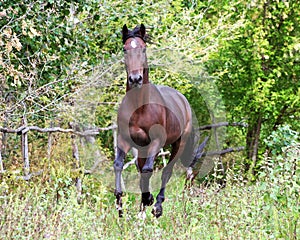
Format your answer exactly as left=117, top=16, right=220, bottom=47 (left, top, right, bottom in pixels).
left=0, top=123, right=117, bottom=174
left=0, top=125, right=117, bottom=136
left=0, top=121, right=246, bottom=182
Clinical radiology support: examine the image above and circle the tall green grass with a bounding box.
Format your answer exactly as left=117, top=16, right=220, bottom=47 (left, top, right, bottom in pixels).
left=1, top=129, right=299, bottom=239
left=1, top=157, right=299, bottom=240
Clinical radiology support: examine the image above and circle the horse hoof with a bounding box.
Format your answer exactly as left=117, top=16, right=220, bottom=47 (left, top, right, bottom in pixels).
left=152, top=205, right=163, bottom=218
left=118, top=209, right=123, bottom=218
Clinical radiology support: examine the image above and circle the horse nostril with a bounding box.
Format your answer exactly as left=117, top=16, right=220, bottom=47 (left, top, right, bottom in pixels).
left=129, top=76, right=133, bottom=83
left=129, top=75, right=143, bottom=86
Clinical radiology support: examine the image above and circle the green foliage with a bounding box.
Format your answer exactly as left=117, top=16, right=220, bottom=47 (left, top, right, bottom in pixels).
left=203, top=0, right=300, bottom=166
left=1, top=169, right=299, bottom=239
left=1, top=1, right=300, bottom=238
left=50, top=164, right=74, bottom=200
left=257, top=137, right=300, bottom=238
left=260, top=125, right=299, bottom=210
left=265, top=124, right=299, bottom=156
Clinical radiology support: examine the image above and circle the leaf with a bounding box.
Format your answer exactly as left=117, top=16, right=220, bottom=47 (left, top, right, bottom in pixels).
left=3, top=28, right=12, bottom=38
left=29, top=26, right=41, bottom=38
left=6, top=42, right=12, bottom=53
left=13, top=35, right=22, bottom=51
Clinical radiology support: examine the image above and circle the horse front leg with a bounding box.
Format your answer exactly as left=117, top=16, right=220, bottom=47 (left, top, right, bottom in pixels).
left=152, top=160, right=177, bottom=218
left=138, top=139, right=161, bottom=218
left=114, top=146, right=126, bottom=217
left=141, top=138, right=162, bottom=173
left=152, top=139, right=183, bottom=218
left=140, top=160, right=154, bottom=207
left=138, top=161, right=154, bottom=219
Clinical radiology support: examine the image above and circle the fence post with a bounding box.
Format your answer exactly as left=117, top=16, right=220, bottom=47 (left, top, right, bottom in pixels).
left=72, top=134, right=82, bottom=203
left=1, top=114, right=8, bottom=171
left=211, top=113, right=226, bottom=187
left=20, top=117, right=30, bottom=177
left=0, top=139, right=3, bottom=173
left=47, top=122, right=54, bottom=160
left=113, top=123, right=117, bottom=158
left=21, top=128, right=30, bottom=176
left=69, top=123, right=82, bottom=203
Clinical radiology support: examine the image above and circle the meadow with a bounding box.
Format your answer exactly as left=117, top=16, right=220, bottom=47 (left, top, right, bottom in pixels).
left=1, top=1, right=299, bottom=239
left=1, top=146, right=299, bottom=239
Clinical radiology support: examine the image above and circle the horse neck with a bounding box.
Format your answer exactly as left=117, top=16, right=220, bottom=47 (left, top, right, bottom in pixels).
left=143, top=67, right=149, bottom=84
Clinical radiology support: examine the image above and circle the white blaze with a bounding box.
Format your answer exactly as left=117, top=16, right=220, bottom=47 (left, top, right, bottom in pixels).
left=131, top=40, right=137, bottom=48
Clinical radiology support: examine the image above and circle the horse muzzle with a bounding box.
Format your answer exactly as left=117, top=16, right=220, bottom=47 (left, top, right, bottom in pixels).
left=128, top=74, right=143, bottom=88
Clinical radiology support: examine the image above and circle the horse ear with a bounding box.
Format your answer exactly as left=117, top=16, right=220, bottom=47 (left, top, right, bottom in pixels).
left=122, top=24, right=128, bottom=43
left=140, top=24, right=146, bottom=38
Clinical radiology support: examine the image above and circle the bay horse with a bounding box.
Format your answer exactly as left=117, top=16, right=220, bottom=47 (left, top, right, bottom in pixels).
left=114, top=24, right=199, bottom=218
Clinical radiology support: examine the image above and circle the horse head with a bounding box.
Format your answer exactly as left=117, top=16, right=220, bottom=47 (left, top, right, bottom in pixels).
left=122, top=24, right=148, bottom=90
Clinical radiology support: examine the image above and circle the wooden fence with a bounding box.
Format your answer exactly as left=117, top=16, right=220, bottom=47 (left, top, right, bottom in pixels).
left=0, top=121, right=246, bottom=185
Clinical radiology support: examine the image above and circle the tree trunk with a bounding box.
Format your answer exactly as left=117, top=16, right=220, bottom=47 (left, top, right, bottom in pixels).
left=245, top=114, right=262, bottom=176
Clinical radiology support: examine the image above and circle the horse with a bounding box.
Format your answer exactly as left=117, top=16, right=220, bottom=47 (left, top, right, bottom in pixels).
left=114, top=24, right=202, bottom=218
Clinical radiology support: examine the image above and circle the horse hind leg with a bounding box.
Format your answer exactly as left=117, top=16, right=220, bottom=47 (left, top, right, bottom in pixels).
left=186, top=136, right=209, bottom=182
left=180, top=129, right=195, bottom=168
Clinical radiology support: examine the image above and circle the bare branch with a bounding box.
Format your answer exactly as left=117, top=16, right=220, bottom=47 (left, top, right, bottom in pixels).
left=15, top=170, right=43, bottom=181
left=197, top=122, right=248, bottom=131
left=202, top=147, right=245, bottom=157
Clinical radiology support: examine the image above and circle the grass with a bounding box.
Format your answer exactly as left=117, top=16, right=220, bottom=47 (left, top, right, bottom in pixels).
left=0, top=164, right=299, bottom=240
left=0, top=142, right=299, bottom=239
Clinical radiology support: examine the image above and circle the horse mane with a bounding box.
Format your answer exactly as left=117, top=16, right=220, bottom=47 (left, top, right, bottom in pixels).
left=122, top=25, right=152, bottom=44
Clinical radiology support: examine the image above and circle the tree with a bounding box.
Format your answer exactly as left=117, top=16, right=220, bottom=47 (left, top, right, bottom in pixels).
left=204, top=0, right=300, bottom=175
